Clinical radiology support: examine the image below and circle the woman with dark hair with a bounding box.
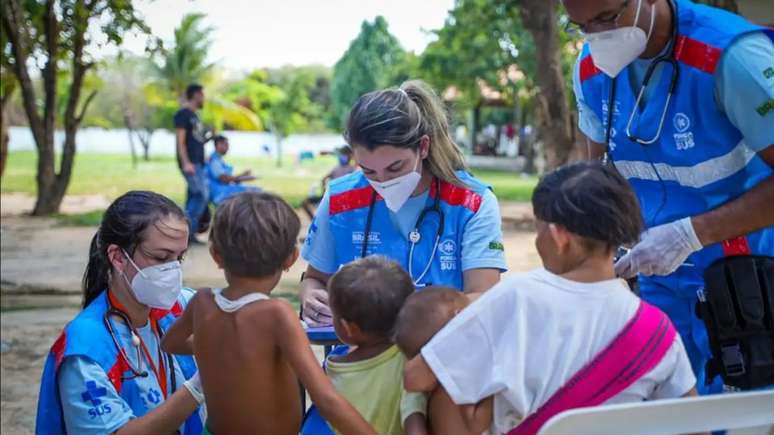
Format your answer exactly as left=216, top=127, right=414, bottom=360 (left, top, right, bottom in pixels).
left=36, top=191, right=205, bottom=435
left=300, top=80, right=507, bottom=327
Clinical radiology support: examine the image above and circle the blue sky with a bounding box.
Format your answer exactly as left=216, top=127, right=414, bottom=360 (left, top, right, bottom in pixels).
left=113, top=0, right=455, bottom=72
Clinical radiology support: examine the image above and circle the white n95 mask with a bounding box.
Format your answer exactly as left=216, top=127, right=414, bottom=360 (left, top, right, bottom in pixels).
left=367, top=155, right=422, bottom=212
left=586, top=0, right=655, bottom=78
left=122, top=249, right=182, bottom=310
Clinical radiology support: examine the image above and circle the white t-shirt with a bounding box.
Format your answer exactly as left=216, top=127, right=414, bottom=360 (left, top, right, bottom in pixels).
left=421, top=268, right=696, bottom=435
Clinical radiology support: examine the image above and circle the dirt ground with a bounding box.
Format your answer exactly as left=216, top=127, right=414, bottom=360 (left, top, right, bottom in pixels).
left=0, top=193, right=540, bottom=435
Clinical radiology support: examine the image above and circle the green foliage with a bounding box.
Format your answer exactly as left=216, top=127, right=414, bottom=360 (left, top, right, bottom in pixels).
left=420, top=0, right=533, bottom=109
left=153, top=13, right=214, bottom=98
left=329, top=16, right=406, bottom=129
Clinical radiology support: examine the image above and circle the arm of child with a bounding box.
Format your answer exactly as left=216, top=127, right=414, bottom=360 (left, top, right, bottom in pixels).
left=273, top=301, right=377, bottom=435
left=461, top=396, right=494, bottom=434
left=403, top=355, right=438, bottom=393
left=160, top=291, right=198, bottom=355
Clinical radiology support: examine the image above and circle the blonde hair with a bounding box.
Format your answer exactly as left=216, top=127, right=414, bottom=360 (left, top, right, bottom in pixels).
left=344, top=80, right=467, bottom=186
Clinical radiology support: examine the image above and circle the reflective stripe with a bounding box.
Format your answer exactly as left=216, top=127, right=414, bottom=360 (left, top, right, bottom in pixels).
left=614, top=140, right=756, bottom=188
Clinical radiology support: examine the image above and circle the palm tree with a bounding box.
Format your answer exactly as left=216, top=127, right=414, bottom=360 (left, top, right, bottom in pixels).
left=155, top=13, right=214, bottom=99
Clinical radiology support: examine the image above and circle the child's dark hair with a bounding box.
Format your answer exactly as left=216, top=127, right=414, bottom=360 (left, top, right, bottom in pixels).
left=344, top=80, right=467, bottom=187
left=532, top=161, right=643, bottom=252
left=82, top=191, right=186, bottom=308
left=213, top=135, right=227, bottom=145
left=210, top=191, right=300, bottom=278
left=393, top=287, right=467, bottom=358
left=328, top=256, right=414, bottom=339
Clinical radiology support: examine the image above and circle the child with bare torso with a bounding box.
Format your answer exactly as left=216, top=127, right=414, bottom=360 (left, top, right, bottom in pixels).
left=162, top=191, right=376, bottom=435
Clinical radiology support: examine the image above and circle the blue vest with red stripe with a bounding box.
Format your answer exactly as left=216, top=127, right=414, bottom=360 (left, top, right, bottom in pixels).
left=328, top=170, right=489, bottom=290
left=578, top=0, right=774, bottom=295
left=35, top=291, right=203, bottom=435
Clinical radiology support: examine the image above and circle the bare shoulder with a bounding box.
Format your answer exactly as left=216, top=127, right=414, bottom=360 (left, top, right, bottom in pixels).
left=189, top=287, right=213, bottom=305
left=259, top=298, right=303, bottom=334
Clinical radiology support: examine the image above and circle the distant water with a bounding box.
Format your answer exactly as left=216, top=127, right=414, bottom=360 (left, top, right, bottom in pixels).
left=8, top=126, right=345, bottom=157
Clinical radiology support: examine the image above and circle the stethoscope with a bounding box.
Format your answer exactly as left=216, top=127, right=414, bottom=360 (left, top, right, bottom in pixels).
left=361, top=178, right=445, bottom=286
left=604, top=0, right=681, bottom=161
left=602, top=0, right=679, bottom=227
left=103, top=296, right=177, bottom=396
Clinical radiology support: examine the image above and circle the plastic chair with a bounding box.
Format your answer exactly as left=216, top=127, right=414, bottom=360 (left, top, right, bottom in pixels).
left=538, top=390, right=774, bottom=435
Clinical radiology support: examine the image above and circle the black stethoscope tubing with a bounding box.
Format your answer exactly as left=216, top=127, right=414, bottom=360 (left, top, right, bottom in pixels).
left=361, top=178, right=445, bottom=284
left=604, top=0, right=681, bottom=159
left=103, top=304, right=177, bottom=393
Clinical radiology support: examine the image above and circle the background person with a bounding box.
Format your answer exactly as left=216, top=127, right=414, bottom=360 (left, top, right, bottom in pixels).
left=301, top=146, right=357, bottom=221
left=174, top=83, right=212, bottom=245
left=206, top=135, right=259, bottom=206
left=300, top=80, right=507, bottom=327
left=566, top=0, right=774, bottom=391
left=35, top=191, right=204, bottom=435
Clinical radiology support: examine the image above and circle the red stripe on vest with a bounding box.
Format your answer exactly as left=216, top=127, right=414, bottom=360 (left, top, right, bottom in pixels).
left=329, top=186, right=379, bottom=215
left=431, top=180, right=483, bottom=213
left=579, top=55, right=602, bottom=82
left=150, top=301, right=183, bottom=320
left=675, top=35, right=722, bottom=74
left=51, top=332, right=67, bottom=369
left=722, top=236, right=751, bottom=256
left=106, top=354, right=130, bottom=394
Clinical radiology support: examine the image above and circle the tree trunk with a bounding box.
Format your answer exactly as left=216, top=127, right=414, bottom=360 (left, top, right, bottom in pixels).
left=123, top=112, right=139, bottom=168
left=470, top=104, right=481, bottom=154
left=139, top=129, right=153, bottom=161
left=519, top=0, right=574, bottom=170
left=0, top=87, right=12, bottom=178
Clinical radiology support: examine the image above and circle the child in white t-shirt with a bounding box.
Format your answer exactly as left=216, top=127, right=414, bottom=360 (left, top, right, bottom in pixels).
left=396, top=161, right=697, bottom=435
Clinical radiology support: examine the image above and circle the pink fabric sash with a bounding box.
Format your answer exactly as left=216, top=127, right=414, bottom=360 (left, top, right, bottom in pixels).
left=509, top=301, right=677, bottom=435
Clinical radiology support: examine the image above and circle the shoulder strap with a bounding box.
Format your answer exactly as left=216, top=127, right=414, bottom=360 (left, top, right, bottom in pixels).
left=509, top=301, right=677, bottom=435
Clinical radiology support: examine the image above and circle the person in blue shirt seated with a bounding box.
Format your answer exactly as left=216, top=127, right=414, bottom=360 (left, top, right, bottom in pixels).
left=300, top=146, right=358, bottom=221
left=206, top=135, right=260, bottom=206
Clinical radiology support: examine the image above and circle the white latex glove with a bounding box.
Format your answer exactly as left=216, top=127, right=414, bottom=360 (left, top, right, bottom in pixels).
left=300, top=287, right=333, bottom=327
left=615, top=217, right=703, bottom=279
left=184, top=371, right=205, bottom=405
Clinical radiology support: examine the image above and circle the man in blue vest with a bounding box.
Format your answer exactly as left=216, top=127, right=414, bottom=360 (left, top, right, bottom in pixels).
left=564, top=0, right=773, bottom=392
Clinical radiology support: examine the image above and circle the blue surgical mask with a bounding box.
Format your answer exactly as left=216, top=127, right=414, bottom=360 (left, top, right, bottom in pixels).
left=338, top=154, right=350, bottom=166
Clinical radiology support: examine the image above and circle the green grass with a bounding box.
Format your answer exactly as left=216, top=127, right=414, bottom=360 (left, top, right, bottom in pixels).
left=2, top=151, right=536, bottom=226
left=2, top=151, right=333, bottom=207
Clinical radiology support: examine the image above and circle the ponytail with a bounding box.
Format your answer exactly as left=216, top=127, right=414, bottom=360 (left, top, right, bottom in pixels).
left=80, top=191, right=186, bottom=308
left=401, top=81, right=467, bottom=186
left=82, top=232, right=109, bottom=308
left=344, top=79, right=468, bottom=187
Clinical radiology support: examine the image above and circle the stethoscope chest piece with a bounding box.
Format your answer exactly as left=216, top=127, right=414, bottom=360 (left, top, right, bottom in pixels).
left=409, top=230, right=421, bottom=243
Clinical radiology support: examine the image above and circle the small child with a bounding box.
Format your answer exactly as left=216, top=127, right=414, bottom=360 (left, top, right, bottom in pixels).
left=394, top=288, right=492, bottom=434
left=322, top=256, right=428, bottom=435
left=397, top=162, right=697, bottom=435
left=161, top=191, right=375, bottom=435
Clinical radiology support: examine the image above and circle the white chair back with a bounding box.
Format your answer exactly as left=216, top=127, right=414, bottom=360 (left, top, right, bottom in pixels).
left=537, top=390, right=774, bottom=435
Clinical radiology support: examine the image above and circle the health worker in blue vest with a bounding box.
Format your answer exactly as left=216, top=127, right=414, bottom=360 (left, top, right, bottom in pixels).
left=565, top=0, right=774, bottom=392
left=35, top=191, right=206, bottom=434
left=300, top=80, right=508, bottom=327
